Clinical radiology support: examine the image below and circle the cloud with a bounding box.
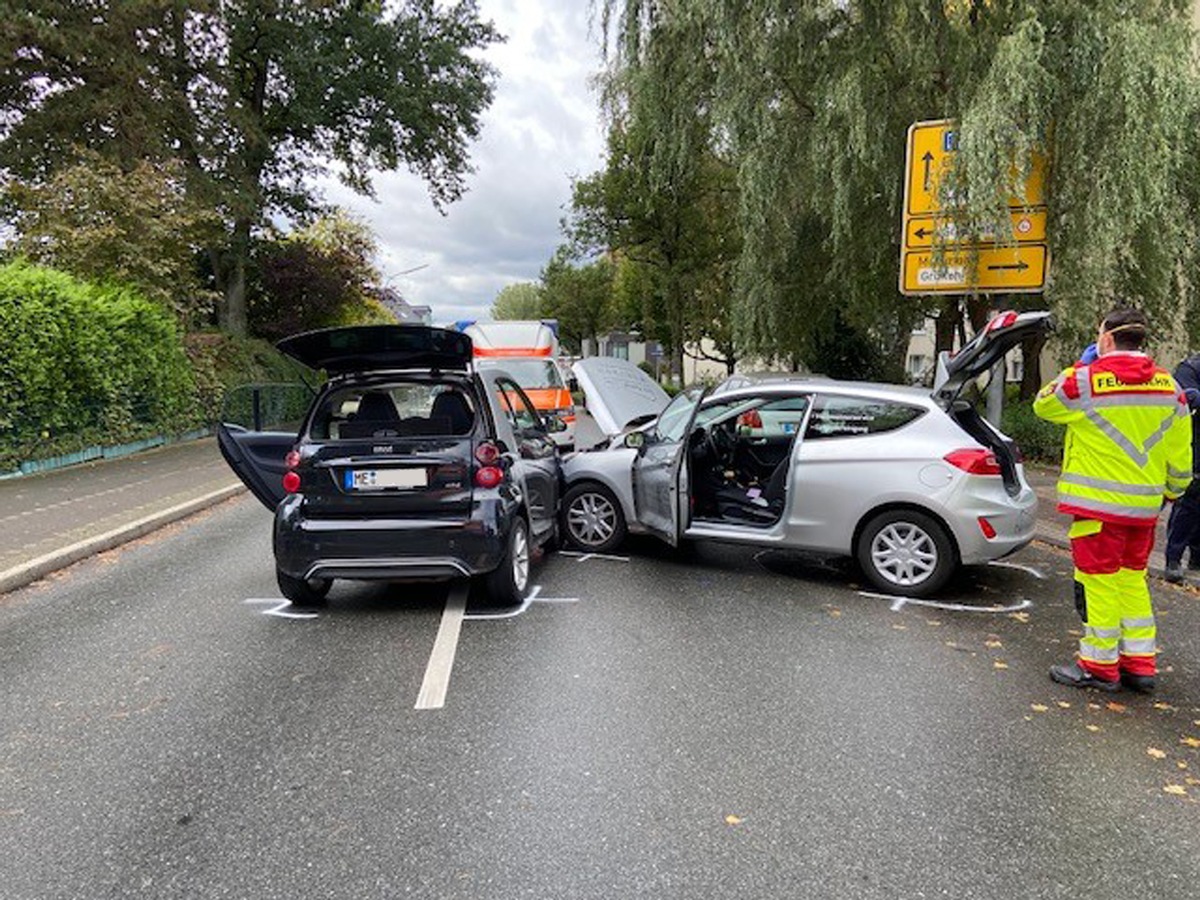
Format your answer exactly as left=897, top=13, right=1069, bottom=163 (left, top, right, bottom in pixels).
left=317, top=1, right=607, bottom=323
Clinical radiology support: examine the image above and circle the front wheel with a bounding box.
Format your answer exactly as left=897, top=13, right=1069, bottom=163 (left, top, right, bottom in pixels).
left=856, top=509, right=956, bottom=597
left=561, top=482, right=627, bottom=554
left=482, top=516, right=531, bottom=606
left=277, top=569, right=332, bottom=606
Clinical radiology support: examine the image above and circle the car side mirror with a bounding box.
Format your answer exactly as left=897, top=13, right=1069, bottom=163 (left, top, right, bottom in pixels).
left=623, top=431, right=646, bottom=449
left=545, top=415, right=568, bottom=434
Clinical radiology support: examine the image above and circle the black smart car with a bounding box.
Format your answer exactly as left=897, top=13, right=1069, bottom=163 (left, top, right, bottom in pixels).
left=218, top=325, right=562, bottom=606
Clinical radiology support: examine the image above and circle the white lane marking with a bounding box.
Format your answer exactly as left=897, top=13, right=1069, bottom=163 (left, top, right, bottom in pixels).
left=243, top=598, right=320, bottom=620
left=857, top=591, right=1034, bottom=615
left=987, top=560, right=1047, bottom=579
left=465, top=585, right=581, bottom=621
left=414, top=583, right=469, bottom=710
left=558, top=551, right=630, bottom=562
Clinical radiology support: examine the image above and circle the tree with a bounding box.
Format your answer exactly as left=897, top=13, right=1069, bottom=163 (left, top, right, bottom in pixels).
left=251, top=211, right=393, bottom=341
left=598, top=1, right=1200, bottom=378
left=1, top=1, right=500, bottom=336
left=3, top=152, right=219, bottom=324
left=572, top=8, right=741, bottom=378
left=539, top=250, right=616, bottom=355
left=491, top=282, right=543, bottom=320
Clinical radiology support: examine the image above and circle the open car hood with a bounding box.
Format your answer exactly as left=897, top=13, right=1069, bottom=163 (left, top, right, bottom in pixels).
left=276, top=325, right=473, bottom=376
left=572, top=356, right=672, bottom=437
left=932, top=310, right=1054, bottom=408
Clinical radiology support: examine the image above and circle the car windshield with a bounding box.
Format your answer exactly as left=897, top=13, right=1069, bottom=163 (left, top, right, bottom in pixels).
left=655, top=388, right=702, bottom=442
left=475, top=358, right=563, bottom=391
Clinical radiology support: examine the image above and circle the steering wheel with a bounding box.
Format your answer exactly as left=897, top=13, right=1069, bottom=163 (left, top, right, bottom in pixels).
left=705, top=423, right=736, bottom=466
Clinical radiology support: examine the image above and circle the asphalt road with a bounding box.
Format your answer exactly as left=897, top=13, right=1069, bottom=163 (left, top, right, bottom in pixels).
left=3, top=496, right=1200, bottom=899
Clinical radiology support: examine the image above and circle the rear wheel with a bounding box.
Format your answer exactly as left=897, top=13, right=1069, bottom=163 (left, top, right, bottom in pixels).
left=276, top=569, right=332, bottom=606
left=561, top=482, right=627, bottom=554
left=857, top=509, right=955, bottom=597
left=483, top=516, right=531, bottom=606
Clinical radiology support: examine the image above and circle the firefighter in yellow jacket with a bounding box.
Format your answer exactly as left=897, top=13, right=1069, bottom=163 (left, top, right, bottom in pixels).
left=1034, top=308, right=1192, bottom=692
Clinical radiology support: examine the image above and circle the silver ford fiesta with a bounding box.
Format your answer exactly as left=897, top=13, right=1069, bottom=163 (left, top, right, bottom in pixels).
left=560, top=311, right=1051, bottom=597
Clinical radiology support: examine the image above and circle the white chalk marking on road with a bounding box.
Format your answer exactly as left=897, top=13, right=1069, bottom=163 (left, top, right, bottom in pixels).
left=414, top=583, right=469, bottom=710
left=987, top=560, right=1047, bottom=580
left=857, top=591, right=1033, bottom=615
left=243, top=598, right=320, bottom=620
left=465, top=585, right=582, bottom=621
left=558, top=551, right=630, bottom=563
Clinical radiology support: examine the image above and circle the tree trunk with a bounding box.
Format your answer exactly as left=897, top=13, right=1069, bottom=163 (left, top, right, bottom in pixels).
left=935, top=296, right=960, bottom=354
left=215, top=218, right=251, bottom=337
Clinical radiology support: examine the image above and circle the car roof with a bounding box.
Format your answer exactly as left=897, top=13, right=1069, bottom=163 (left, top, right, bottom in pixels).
left=709, top=375, right=937, bottom=406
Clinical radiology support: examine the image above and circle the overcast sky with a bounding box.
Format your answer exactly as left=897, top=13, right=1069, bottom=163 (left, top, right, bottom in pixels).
left=319, top=1, right=607, bottom=325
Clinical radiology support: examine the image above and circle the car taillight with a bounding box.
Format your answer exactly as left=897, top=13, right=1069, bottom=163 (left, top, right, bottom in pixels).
left=475, top=441, right=500, bottom=465
left=285, top=450, right=301, bottom=469
left=282, top=470, right=301, bottom=493
left=944, top=448, right=1003, bottom=476
left=474, top=466, right=504, bottom=489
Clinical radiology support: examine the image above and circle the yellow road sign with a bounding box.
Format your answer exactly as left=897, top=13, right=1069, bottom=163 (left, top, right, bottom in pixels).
left=900, top=119, right=1049, bottom=294
left=904, top=120, right=1046, bottom=216
left=905, top=209, right=1047, bottom=248
left=901, top=245, right=1048, bottom=294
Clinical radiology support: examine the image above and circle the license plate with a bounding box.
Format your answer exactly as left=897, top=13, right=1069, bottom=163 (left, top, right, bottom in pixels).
left=344, top=468, right=427, bottom=490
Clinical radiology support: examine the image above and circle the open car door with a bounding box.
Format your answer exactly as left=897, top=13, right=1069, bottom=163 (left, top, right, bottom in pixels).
left=631, top=387, right=706, bottom=545
left=216, top=383, right=310, bottom=511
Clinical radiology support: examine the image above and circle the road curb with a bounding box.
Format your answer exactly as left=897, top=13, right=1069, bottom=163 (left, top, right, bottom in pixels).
left=0, top=483, right=246, bottom=596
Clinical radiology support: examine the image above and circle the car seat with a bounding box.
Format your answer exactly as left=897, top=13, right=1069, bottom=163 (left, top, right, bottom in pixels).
left=429, top=391, right=474, bottom=435
left=340, top=391, right=402, bottom=438
left=714, top=452, right=790, bottom=525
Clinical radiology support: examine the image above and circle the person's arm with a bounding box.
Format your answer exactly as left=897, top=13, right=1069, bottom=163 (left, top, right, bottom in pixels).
left=1173, top=356, right=1200, bottom=411
left=1033, top=366, right=1085, bottom=425
left=1164, top=392, right=1193, bottom=500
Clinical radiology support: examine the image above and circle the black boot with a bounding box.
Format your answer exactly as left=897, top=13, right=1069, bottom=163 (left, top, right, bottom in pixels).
left=1120, top=671, right=1156, bottom=693
left=1050, top=661, right=1121, bottom=692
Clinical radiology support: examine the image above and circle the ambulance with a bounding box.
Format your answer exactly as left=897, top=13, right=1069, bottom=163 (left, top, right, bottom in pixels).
left=453, top=319, right=576, bottom=448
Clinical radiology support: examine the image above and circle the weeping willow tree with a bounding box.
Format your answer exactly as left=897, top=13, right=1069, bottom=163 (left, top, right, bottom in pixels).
left=596, top=0, right=1200, bottom=377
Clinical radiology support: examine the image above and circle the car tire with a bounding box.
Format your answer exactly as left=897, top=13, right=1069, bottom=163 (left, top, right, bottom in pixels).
left=277, top=569, right=332, bottom=606
left=561, top=482, right=627, bottom=554
left=483, top=515, right=531, bottom=606
left=857, top=509, right=956, bottom=598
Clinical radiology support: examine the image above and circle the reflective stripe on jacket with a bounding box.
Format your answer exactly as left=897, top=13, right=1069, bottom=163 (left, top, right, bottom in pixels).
left=1033, top=352, right=1193, bottom=524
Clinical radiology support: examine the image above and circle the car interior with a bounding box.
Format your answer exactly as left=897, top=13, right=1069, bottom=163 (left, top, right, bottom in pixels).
left=317, top=385, right=477, bottom=440
left=689, top=396, right=809, bottom=527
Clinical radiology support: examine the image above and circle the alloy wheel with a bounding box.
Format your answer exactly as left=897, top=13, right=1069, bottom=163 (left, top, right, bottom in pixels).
left=567, top=491, right=617, bottom=549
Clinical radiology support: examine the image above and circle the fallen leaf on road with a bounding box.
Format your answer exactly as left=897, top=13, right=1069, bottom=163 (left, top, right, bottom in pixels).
left=1086, top=724, right=1101, bottom=732
left=1056, top=701, right=1072, bottom=709
left=892, top=624, right=908, bottom=631
left=1186, top=777, right=1200, bottom=786
left=1088, top=703, right=1102, bottom=711
left=1009, top=612, right=1031, bottom=623
left=1178, top=762, right=1190, bottom=770
left=1106, top=702, right=1127, bottom=713
left=1031, top=704, right=1049, bottom=713
left=1163, top=785, right=1188, bottom=796
left=985, top=640, right=1003, bottom=649
left=993, top=660, right=1009, bottom=670
left=1147, top=748, right=1167, bottom=759
left=1153, top=702, right=1175, bottom=711
left=926, top=620, right=942, bottom=626
left=725, top=815, right=743, bottom=826
left=1181, top=737, right=1200, bottom=748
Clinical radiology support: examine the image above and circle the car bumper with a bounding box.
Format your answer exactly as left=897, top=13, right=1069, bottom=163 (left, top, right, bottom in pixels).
left=273, top=495, right=515, bottom=582
left=949, top=483, right=1038, bottom=565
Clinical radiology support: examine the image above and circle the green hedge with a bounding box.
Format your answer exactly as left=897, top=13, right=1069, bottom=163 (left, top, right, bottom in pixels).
left=0, top=261, right=199, bottom=468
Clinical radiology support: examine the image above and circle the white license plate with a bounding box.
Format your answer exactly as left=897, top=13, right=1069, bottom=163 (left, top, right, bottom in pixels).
left=345, top=468, right=427, bottom=490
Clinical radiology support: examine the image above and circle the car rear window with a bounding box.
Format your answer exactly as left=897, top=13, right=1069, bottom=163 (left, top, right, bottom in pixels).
left=310, top=383, right=477, bottom=440
left=804, top=395, right=925, bottom=439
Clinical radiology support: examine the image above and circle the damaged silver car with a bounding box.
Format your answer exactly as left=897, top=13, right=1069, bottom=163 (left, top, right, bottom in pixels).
left=560, top=312, right=1050, bottom=597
